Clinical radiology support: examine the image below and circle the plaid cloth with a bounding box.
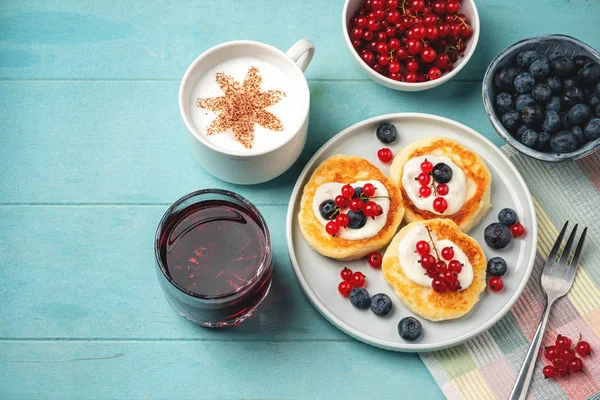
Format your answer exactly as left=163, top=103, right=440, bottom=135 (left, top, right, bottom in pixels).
left=420, top=148, right=600, bottom=400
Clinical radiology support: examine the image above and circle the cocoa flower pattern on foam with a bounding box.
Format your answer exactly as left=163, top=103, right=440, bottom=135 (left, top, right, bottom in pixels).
left=196, top=66, right=286, bottom=149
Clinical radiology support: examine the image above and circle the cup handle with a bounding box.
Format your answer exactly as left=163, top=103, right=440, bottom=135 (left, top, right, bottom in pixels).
left=285, top=39, right=315, bottom=72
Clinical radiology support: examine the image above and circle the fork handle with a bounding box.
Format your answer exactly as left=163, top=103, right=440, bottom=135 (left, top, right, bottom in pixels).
left=509, top=300, right=553, bottom=400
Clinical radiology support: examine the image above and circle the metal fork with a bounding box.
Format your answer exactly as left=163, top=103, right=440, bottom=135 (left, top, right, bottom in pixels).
left=510, top=221, right=587, bottom=400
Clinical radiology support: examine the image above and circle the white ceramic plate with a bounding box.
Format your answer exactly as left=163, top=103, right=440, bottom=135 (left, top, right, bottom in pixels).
left=286, top=113, right=537, bottom=352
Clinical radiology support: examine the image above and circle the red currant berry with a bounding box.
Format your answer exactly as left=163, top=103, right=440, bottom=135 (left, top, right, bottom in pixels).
left=351, top=272, right=366, bottom=288
left=375, top=204, right=383, bottom=216
left=388, top=61, right=401, bottom=74
left=338, top=281, right=352, bottom=297
left=418, top=172, right=431, bottom=185
left=426, top=269, right=438, bottom=278
left=544, top=345, right=558, bottom=361
left=351, top=39, right=362, bottom=49
left=488, top=276, right=504, bottom=292
left=448, top=260, right=462, bottom=273
left=326, top=221, right=340, bottom=236
left=375, top=41, right=389, bottom=55
left=556, top=366, right=568, bottom=378
left=389, top=37, right=401, bottom=51
left=436, top=53, right=451, bottom=70
left=449, top=23, right=461, bottom=37
left=389, top=72, right=403, bottom=81
left=377, top=147, right=393, bottom=163
left=432, top=277, right=448, bottom=293
left=405, top=72, right=417, bottom=82
left=341, top=184, right=354, bottom=198
left=460, top=24, right=473, bottom=38
left=444, top=270, right=459, bottom=284
left=441, top=246, right=454, bottom=260
left=416, top=73, right=426, bottom=82
left=335, top=195, right=348, bottom=208
left=407, top=39, right=423, bottom=55
left=385, top=25, right=397, bottom=37
left=363, top=201, right=379, bottom=217
left=386, top=9, right=401, bottom=24
left=576, top=340, right=591, bottom=357
left=371, top=0, right=384, bottom=10
left=341, top=267, right=353, bottom=281
left=376, top=30, right=387, bottom=42
left=377, top=54, right=390, bottom=66
left=437, top=183, right=449, bottom=195
left=335, top=213, right=350, bottom=228
left=438, top=22, right=451, bottom=38
left=416, top=240, right=431, bottom=255
left=362, top=183, right=376, bottom=197
left=356, top=16, right=368, bottom=28
left=350, top=28, right=363, bottom=41
left=433, top=197, right=448, bottom=213
left=361, top=51, right=375, bottom=65
left=432, top=0, right=446, bottom=14
left=395, top=47, right=409, bottom=60
left=363, top=30, right=375, bottom=41
left=425, top=26, right=439, bottom=40
left=510, top=222, right=525, bottom=237
left=407, top=59, right=420, bottom=72
left=552, top=357, right=565, bottom=368
left=419, top=185, right=432, bottom=198
left=558, top=347, right=574, bottom=363
left=410, top=0, right=425, bottom=12
left=447, top=0, right=460, bottom=13
left=412, top=24, right=426, bottom=40
left=421, top=46, right=437, bottom=63
left=423, top=13, right=438, bottom=27
left=386, top=0, right=399, bottom=8
left=420, top=254, right=436, bottom=269
left=542, top=365, right=557, bottom=379
left=367, top=18, right=381, bottom=32
left=448, top=282, right=461, bottom=292
left=349, top=198, right=363, bottom=212
left=420, top=160, right=433, bottom=173
left=568, top=357, right=584, bottom=373
left=435, top=260, right=447, bottom=274
left=367, top=252, right=383, bottom=268
left=428, top=67, right=442, bottom=80
left=555, top=335, right=572, bottom=350
left=401, top=15, right=415, bottom=27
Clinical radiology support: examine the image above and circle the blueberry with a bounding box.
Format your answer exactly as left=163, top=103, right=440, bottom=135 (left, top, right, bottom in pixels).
left=562, top=87, right=585, bottom=110
left=319, top=200, right=336, bottom=220
left=495, top=92, right=514, bottom=114
left=548, top=51, right=564, bottom=62
left=578, top=62, right=600, bottom=84
left=376, top=123, right=398, bottom=144
left=597, top=104, right=600, bottom=118
left=546, top=76, right=563, bottom=95
left=574, top=55, right=593, bottom=71
left=515, top=94, right=536, bottom=112
left=347, top=210, right=367, bottom=229
left=398, top=317, right=422, bottom=341
left=587, top=94, right=600, bottom=109
left=370, top=293, right=392, bottom=316
left=521, top=103, right=543, bottom=127
left=517, top=50, right=540, bottom=69
left=498, top=208, right=518, bottom=226
left=487, top=257, right=508, bottom=276
left=571, top=125, right=588, bottom=145
left=502, top=110, right=522, bottom=131
left=584, top=118, right=600, bottom=140
left=515, top=124, right=528, bottom=142
left=432, top=163, right=452, bottom=183
left=494, top=67, right=519, bottom=91
left=349, top=288, right=370, bottom=309
left=551, top=131, right=579, bottom=153
left=514, top=73, right=535, bottom=94
left=538, top=131, right=552, bottom=150
left=563, top=76, right=578, bottom=90
left=551, top=56, right=575, bottom=77
left=520, top=129, right=539, bottom=148
left=531, top=84, right=552, bottom=103
left=541, top=110, right=561, bottom=133
left=596, top=81, right=600, bottom=97
left=546, top=96, right=562, bottom=113
left=569, top=104, right=591, bottom=125
left=560, top=112, right=572, bottom=130
left=529, top=56, right=550, bottom=81
left=484, top=222, right=511, bottom=249
left=353, top=186, right=363, bottom=198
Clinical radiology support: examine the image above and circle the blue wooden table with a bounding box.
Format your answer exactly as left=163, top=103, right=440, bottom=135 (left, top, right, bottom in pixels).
left=1, top=1, right=598, bottom=398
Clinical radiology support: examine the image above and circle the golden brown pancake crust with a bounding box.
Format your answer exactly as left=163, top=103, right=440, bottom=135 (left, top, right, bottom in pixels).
left=382, top=219, right=487, bottom=321
left=390, top=137, right=492, bottom=232
left=298, top=155, right=404, bottom=260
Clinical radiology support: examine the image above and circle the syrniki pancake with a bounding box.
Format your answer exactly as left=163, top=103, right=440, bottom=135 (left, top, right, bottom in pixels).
left=298, top=155, right=404, bottom=260
left=389, top=137, right=492, bottom=232
left=382, top=219, right=487, bottom=321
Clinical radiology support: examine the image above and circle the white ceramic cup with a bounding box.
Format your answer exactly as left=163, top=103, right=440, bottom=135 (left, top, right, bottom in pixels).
left=179, top=39, right=315, bottom=185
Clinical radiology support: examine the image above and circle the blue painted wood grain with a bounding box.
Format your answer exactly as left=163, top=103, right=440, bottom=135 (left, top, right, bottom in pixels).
left=1, top=0, right=598, bottom=399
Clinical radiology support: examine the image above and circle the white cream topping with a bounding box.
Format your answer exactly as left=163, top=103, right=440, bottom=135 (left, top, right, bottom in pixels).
left=397, top=225, right=473, bottom=290
left=312, top=180, right=390, bottom=240
left=401, top=155, right=466, bottom=215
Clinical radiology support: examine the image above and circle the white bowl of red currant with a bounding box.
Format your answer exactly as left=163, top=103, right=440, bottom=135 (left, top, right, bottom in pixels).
left=342, top=0, right=480, bottom=91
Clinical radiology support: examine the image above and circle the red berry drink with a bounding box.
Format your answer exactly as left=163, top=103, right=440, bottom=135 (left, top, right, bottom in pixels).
left=155, top=190, right=272, bottom=327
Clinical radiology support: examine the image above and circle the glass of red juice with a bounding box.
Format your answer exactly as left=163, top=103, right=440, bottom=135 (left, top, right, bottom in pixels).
left=154, top=189, right=272, bottom=327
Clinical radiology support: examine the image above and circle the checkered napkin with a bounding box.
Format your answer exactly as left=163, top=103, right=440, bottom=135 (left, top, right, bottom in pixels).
left=419, top=148, right=600, bottom=400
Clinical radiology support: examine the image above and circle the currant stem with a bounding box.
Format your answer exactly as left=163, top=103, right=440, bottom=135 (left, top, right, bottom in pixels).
left=425, top=225, right=441, bottom=260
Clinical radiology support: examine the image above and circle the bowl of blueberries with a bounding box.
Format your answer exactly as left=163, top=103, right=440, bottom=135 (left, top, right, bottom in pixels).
left=483, top=34, right=600, bottom=161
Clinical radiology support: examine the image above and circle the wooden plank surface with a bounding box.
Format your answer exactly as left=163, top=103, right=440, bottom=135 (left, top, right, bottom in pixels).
left=1, top=0, right=599, bottom=398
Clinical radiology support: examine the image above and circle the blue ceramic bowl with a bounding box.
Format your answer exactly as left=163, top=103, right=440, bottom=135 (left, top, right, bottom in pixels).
left=483, top=34, right=600, bottom=162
